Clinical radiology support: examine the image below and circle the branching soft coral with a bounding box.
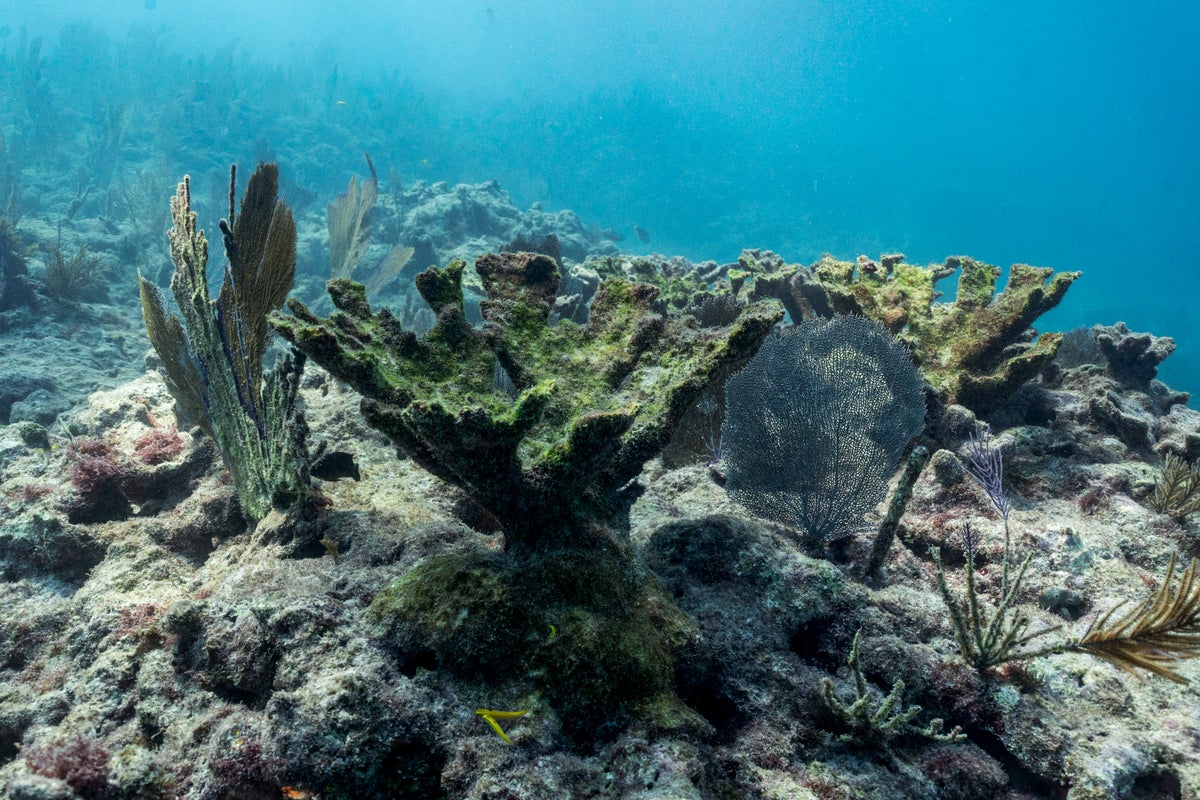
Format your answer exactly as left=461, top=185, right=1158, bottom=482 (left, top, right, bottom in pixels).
left=139, top=164, right=311, bottom=522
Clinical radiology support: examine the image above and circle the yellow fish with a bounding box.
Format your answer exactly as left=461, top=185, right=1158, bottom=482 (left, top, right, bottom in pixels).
left=475, top=708, right=529, bottom=743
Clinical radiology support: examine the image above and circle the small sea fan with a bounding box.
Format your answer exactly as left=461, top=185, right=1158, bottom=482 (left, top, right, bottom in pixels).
left=963, top=431, right=1011, bottom=521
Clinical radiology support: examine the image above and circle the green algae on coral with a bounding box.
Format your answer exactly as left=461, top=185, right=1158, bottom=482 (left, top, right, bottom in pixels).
left=272, top=250, right=782, bottom=552
left=282, top=252, right=780, bottom=744
left=369, top=544, right=697, bottom=743
left=814, top=253, right=1080, bottom=413
left=585, top=254, right=715, bottom=313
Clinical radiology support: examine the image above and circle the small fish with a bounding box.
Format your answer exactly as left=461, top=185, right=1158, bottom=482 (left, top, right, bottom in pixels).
left=336, top=100, right=348, bottom=106
left=475, top=708, right=530, bottom=744
left=634, top=225, right=650, bottom=244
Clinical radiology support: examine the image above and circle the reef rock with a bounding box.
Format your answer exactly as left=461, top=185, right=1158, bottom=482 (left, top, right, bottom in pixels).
left=379, top=180, right=620, bottom=272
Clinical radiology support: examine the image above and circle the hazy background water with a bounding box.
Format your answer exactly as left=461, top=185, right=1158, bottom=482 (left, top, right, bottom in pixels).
left=7, top=0, right=1200, bottom=393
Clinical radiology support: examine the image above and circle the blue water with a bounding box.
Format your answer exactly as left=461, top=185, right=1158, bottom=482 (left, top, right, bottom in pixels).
left=7, top=0, right=1200, bottom=393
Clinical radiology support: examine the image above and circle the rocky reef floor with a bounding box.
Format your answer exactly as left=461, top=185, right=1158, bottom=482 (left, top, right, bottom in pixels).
left=1, top=275, right=1199, bottom=800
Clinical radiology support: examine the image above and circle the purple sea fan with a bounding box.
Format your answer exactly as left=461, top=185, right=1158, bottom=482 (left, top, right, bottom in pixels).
left=964, top=431, right=1011, bottom=521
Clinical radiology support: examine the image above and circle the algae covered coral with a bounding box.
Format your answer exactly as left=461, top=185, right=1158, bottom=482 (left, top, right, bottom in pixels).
left=272, top=250, right=782, bottom=546
left=271, top=246, right=783, bottom=740
left=1, top=8, right=1197, bottom=796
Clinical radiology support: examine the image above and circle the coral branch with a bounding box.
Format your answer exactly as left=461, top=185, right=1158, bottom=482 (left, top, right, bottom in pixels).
left=272, top=251, right=782, bottom=551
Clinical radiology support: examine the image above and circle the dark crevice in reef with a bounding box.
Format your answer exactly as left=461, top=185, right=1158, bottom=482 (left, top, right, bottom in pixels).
left=788, top=614, right=845, bottom=673
left=396, top=648, right=438, bottom=678
left=676, top=674, right=747, bottom=740
left=380, top=739, right=447, bottom=800
left=971, top=729, right=1068, bottom=799
left=1129, top=769, right=1183, bottom=800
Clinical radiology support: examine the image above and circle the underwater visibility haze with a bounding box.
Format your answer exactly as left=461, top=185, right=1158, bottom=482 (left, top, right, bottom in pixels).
left=9, top=0, right=1200, bottom=386
left=1, top=2, right=1200, bottom=799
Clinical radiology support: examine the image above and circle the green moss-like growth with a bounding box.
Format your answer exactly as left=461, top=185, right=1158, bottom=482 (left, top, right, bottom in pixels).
left=815, top=254, right=1080, bottom=413
left=272, top=250, right=782, bottom=552
left=369, top=545, right=696, bottom=742
left=369, top=552, right=535, bottom=680
left=15, top=421, right=50, bottom=450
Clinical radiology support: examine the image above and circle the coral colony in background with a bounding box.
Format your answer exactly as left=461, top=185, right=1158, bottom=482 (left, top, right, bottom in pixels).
left=1, top=152, right=1200, bottom=798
